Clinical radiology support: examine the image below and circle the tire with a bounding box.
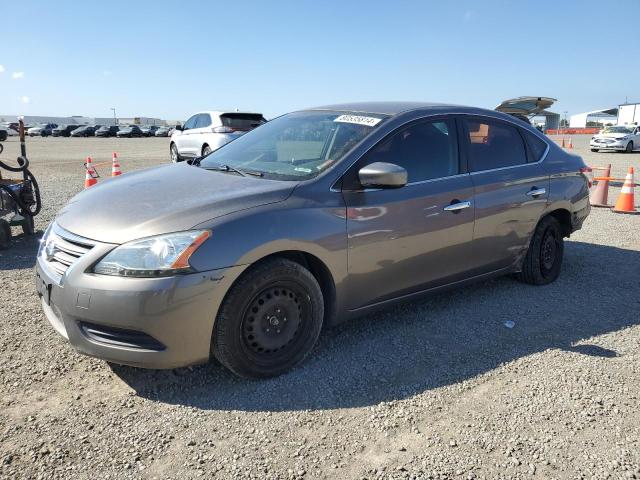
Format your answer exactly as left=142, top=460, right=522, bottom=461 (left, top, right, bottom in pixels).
left=213, top=258, right=324, bottom=378
left=0, top=219, right=11, bottom=250
left=170, top=143, right=181, bottom=163
left=625, top=141, right=633, bottom=153
left=202, top=144, right=212, bottom=156
left=590, top=148, right=598, bottom=152
left=516, top=216, right=564, bottom=285
left=21, top=215, right=35, bottom=236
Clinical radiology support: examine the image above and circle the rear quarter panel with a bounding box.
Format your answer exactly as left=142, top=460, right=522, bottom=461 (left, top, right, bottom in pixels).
left=542, top=146, right=590, bottom=231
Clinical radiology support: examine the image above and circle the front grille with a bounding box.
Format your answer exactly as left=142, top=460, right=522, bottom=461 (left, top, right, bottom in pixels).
left=42, top=225, right=94, bottom=277
left=79, top=322, right=166, bottom=351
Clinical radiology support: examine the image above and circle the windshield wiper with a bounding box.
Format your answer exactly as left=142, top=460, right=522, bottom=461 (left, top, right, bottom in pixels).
left=206, top=164, right=264, bottom=177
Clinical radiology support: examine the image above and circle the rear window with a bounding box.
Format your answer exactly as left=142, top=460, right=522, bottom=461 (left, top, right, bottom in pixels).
left=521, top=129, right=548, bottom=162
left=220, top=113, right=266, bottom=131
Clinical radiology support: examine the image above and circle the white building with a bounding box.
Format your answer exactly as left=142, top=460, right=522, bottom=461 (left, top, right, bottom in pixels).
left=569, top=103, right=639, bottom=128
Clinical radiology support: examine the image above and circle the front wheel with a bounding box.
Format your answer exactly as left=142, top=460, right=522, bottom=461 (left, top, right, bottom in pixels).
left=590, top=148, right=598, bottom=152
left=213, top=258, right=324, bottom=378
left=516, top=216, right=564, bottom=285
left=625, top=141, right=633, bottom=153
left=170, top=143, right=181, bottom=163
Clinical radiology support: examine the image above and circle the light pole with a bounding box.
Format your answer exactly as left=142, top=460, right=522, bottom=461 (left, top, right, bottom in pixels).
left=110, top=108, right=117, bottom=126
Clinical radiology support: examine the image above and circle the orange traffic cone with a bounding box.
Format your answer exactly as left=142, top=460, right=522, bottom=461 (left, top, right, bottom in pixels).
left=612, top=167, right=639, bottom=215
left=84, top=156, right=98, bottom=188
left=561, top=138, right=566, bottom=148
left=568, top=138, right=573, bottom=149
left=590, top=164, right=612, bottom=207
left=111, top=152, right=122, bottom=176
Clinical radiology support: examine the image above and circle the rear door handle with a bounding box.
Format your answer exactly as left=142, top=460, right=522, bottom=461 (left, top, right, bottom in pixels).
left=443, top=200, right=472, bottom=212
left=526, top=188, right=546, bottom=197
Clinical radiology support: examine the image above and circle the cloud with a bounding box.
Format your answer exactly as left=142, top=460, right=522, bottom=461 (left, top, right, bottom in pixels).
left=12, top=71, right=25, bottom=79
left=20, top=96, right=30, bottom=104
left=0, top=65, right=5, bottom=73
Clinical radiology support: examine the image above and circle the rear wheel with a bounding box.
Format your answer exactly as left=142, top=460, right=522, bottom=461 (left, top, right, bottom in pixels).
left=213, top=258, right=324, bottom=378
left=516, top=216, right=564, bottom=285
left=202, top=144, right=212, bottom=156
left=625, top=141, right=633, bottom=153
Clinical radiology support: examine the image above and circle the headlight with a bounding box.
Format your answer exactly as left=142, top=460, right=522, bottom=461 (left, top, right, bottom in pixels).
left=617, top=136, right=629, bottom=141
left=93, top=230, right=211, bottom=277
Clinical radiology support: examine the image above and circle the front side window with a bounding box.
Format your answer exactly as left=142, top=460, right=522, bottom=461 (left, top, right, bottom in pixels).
left=359, top=119, right=459, bottom=184
left=199, top=111, right=387, bottom=180
left=195, top=114, right=211, bottom=129
left=183, top=115, right=198, bottom=130
left=463, top=119, right=527, bottom=171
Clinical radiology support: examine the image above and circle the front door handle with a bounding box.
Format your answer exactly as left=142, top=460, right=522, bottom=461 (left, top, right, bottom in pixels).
left=443, top=200, right=472, bottom=212
left=526, top=188, right=546, bottom=197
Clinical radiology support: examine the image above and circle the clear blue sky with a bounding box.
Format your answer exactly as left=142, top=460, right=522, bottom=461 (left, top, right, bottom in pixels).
left=1, top=0, right=638, bottom=120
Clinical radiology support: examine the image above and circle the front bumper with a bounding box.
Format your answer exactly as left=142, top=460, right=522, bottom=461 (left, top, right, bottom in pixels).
left=590, top=139, right=627, bottom=150
left=35, top=226, right=246, bottom=369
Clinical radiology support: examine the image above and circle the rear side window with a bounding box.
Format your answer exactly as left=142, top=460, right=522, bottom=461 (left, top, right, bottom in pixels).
left=463, top=119, right=527, bottom=171
left=361, top=119, right=459, bottom=184
left=220, top=113, right=266, bottom=131
left=521, top=129, right=548, bottom=162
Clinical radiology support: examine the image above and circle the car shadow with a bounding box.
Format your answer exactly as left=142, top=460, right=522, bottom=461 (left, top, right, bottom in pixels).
left=0, top=229, right=42, bottom=270
left=112, top=241, right=640, bottom=412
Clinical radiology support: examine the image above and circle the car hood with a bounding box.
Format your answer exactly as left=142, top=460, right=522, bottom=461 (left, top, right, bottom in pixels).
left=56, top=163, right=297, bottom=244
left=595, top=133, right=630, bottom=139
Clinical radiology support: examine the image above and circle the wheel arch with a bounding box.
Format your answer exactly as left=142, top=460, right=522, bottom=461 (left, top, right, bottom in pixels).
left=545, top=208, right=572, bottom=237
left=218, top=250, right=337, bottom=328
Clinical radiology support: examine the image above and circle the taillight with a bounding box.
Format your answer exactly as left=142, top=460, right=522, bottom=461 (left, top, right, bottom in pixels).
left=212, top=126, right=235, bottom=133
left=580, top=166, right=593, bottom=188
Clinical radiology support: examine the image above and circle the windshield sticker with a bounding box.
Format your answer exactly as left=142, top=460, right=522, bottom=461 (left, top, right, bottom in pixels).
left=334, top=115, right=382, bottom=127
left=294, top=167, right=312, bottom=173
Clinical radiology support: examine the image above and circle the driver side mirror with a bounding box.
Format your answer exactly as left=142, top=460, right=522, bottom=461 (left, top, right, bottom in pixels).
left=175, top=125, right=184, bottom=131
left=358, top=162, right=407, bottom=188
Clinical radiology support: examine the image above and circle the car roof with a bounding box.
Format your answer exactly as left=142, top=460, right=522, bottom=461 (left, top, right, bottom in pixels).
left=197, top=111, right=264, bottom=117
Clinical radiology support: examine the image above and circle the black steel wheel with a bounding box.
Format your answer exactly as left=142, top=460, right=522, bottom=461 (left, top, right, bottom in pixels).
left=213, top=258, right=324, bottom=378
left=0, top=219, right=11, bottom=250
left=516, top=215, right=564, bottom=285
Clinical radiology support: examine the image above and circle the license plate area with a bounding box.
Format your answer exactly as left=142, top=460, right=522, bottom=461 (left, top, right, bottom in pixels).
left=36, top=272, right=52, bottom=306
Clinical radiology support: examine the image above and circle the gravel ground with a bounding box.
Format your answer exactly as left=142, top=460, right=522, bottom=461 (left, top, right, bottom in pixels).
left=1, top=135, right=639, bottom=480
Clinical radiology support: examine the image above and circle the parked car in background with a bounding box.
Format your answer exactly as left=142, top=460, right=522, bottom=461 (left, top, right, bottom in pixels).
left=52, top=125, right=80, bottom=137
left=28, top=123, right=58, bottom=137
left=35, top=102, right=591, bottom=378
left=116, top=125, right=143, bottom=138
left=140, top=125, right=160, bottom=137
left=1, top=122, right=20, bottom=136
left=71, top=125, right=101, bottom=137
left=590, top=125, right=640, bottom=152
left=170, top=111, right=266, bottom=162
left=154, top=126, right=171, bottom=137
left=95, top=125, right=120, bottom=137
left=0, top=128, right=7, bottom=141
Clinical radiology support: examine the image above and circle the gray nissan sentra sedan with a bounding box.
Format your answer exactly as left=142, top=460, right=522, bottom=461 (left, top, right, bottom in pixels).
left=35, top=102, right=590, bottom=378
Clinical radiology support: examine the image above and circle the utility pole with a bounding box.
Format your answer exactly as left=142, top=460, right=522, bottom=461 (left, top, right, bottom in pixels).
left=110, top=108, right=117, bottom=126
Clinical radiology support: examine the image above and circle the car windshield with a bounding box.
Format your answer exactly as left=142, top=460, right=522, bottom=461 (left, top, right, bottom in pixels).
left=602, top=126, right=633, bottom=134
left=199, top=111, right=387, bottom=180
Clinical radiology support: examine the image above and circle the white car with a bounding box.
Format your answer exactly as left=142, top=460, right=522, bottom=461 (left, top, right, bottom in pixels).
left=169, top=111, right=266, bottom=162
left=590, top=125, right=640, bottom=153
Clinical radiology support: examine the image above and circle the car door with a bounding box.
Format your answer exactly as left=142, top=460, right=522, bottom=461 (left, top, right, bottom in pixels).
left=193, top=113, right=212, bottom=155
left=461, top=116, right=549, bottom=273
left=342, top=117, right=476, bottom=310
left=633, top=127, right=640, bottom=149
left=176, top=115, right=199, bottom=156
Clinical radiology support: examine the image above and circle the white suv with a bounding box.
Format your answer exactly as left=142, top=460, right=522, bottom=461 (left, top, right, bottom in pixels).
left=169, top=111, right=266, bottom=162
